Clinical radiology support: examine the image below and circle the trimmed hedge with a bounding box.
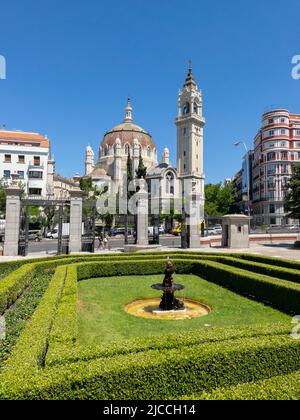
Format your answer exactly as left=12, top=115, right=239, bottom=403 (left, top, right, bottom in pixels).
left=188, top=370, right=300, bottom=400
left=75, top=258, right=300, bottom=314
left=0, top=264, right=36, bottom=315
left=1, top=252, right=300, bottom=400
left=0, top=265, right=67, bottom=396
left=1, top=333, right=300, bottom=400
left=0, top=268, right=54, bottom=366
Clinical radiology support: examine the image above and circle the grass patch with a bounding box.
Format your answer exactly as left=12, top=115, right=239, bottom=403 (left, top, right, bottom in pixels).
left=77, top=274, right=289, bottom=345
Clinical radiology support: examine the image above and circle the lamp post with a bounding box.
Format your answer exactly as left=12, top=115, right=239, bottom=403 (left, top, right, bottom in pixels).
left=234, top=141, right=251, bottom=217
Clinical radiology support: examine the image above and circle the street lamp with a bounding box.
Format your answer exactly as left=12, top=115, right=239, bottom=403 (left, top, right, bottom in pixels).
left=234, top=141, right=251, bottom=217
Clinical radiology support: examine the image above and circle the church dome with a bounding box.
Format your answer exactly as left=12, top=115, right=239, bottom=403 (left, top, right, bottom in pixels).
left=91, top=167, right=108, bottom=177
left=100, top=99, right=156, bottom=151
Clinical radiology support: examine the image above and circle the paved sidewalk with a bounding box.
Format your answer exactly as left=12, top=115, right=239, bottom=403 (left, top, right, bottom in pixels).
left=0, top=243, right=299, bottom=262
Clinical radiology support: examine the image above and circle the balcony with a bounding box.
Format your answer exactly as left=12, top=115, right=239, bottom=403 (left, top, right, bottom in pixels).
left=28, top=161, right=44, bottom=169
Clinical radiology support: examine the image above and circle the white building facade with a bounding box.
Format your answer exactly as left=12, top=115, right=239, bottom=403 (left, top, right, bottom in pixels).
left=0, top=130, right=54, bottom=197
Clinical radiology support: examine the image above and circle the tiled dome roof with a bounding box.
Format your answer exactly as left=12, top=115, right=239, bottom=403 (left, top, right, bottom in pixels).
left=100, top=99, right=156, bottom=150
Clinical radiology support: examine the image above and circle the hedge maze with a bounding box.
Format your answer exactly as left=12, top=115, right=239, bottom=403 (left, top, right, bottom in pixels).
left=0, top=252, right=300, bottom=400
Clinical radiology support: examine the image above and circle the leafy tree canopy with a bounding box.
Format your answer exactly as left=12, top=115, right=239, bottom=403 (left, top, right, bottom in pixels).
left=205, top=182, right=235, bottom=217
left=284, top=164, right=300, bottom=221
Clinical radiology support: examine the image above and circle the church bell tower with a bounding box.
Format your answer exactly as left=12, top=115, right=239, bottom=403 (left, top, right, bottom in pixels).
left=176, top=64, right=206, bottom=247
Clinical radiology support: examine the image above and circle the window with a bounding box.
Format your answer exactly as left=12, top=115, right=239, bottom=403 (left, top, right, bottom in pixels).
left=4, top=154, right=11, bottom=163
left=269, top=118, right=274, bottom=124
left=270, top=204, right=275, bottom=214
left=33, top=156, right=40, bottom=166
left=280, top=118, right=286, bottom=123
left=3, top=170, right=10, bottom=178
left=267, top=152, right=276, bottom=161
left=166, top=172, right=175, bottom=195
left=183, top=128, right=187, bottom=135
left=18, top=155, right=25, bottom=164
left=281, top=129, right=287, bottom=135
left=269, top=130, right=275, bottom=136
left=182, top=102, right=190, bottom=115
left=267, top=164, right=276, bottom=175
left=104, top=146, right=109, bottom=157
left=281, top=152, right=288, bottom=161
left=281, top=164, right=289, bottom=174
left=29, top=171, right=43, bottom=179
left=29, top=188, right=42, bottom=196
left=296, top=130, right=300, bottom=136
left=18, top=171, right=24, bottom=180
left=147, top=146, right=151, bottom=157
left=193, top=102, right=198, bottom=114
left=268, top=177, right=276, bottom=189
left=282, top=177, right=290, bottom=187
left=183, top=151, right=186, bottom=157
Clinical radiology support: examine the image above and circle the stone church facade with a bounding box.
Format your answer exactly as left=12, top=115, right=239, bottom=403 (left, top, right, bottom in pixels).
left=84, top=66, right=205, bottom=233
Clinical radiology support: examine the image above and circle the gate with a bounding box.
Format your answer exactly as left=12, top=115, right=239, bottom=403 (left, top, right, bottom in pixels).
left=19, top=198, right=70, bottom=256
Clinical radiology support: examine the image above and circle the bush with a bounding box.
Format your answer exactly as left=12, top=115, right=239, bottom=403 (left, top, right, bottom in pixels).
left=191, top=370, right=300, bottom=400
left=1, top=252, right=300, bottom=400
left=1, top=333, right=300, bottom=400
left=0, top=266, right=67, bottom=399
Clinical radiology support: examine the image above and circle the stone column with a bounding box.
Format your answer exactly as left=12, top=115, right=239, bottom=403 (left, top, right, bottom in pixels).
left=4, top=185, right=22, bottom=257
left=187, top=191, right=202, bottom=249
left=136, top=188, right=149, bottom=246
left=69, top=189, right=84, bottom=253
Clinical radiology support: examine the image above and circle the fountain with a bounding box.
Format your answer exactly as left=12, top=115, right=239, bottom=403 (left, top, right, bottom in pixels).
left=151, top=258, right=185, bottom=311
left=125, top=258, right=211, bottom=320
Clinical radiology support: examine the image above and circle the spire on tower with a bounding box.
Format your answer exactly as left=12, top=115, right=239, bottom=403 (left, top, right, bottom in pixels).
left=184, top=61, right=197, bottom=88
left=124, top=97, right=133, bottom=122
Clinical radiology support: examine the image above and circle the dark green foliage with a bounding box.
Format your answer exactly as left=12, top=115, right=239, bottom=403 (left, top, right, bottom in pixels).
left=205, top=183, right=235, bottom=216
left=1, top=252, right=300, bottom=400
left=136, top=152, right=147, bottom=179
left=284, top=163, right=300, bottom=220
left=0, top=268, right=53, bottom=366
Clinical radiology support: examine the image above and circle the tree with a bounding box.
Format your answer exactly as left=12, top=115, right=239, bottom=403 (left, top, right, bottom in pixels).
left=136, top=152, right=147, bottom=179
left=284, top=164, right=300, bottom=221
left=205, top=183, right=235, bottom=217
left=125, top=153, right=134, bottom=244
left=0, top=180, right=6, bottom=218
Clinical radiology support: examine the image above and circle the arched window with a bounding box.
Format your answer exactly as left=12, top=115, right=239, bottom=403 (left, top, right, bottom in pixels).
left=105, top=146, right=109, bottom=156
left=166, top=172, right=175, bottom=195
left=193, top=102, right=198, bottom=114
left=182, top=102, right=190, bottom=115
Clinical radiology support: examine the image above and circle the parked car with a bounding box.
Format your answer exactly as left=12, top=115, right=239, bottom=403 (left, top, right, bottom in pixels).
left=28, top=231, right=42, bottom=242
left=110, top=228, right=126, bottom=237
left=46, top=230, right=59, bottom=240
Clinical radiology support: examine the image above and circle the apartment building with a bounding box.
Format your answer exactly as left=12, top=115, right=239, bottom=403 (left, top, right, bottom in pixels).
left=252, top=110, right=300, bottom=226
left=0, top=130, right=54, bottom=197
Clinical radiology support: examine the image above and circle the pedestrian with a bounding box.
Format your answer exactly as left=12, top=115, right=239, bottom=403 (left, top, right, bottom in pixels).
left=103, top=235, right=108, bottom=250
left=98, top=234, right=104, bottom=250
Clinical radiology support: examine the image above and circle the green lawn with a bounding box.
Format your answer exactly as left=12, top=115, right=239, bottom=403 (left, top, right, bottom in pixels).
left=77, top=274, right=290, bottom=345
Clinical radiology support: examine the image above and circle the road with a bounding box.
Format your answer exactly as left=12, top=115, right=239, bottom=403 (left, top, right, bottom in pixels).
left=28, top=235, right=182, bottom=254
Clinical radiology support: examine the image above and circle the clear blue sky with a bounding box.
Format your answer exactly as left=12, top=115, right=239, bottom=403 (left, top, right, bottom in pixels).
left=0, top=0, right=299, bottom=183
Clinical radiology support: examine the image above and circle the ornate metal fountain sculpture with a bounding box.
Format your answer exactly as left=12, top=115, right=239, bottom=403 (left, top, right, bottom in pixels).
left=152, top=258, right=185, bottom=311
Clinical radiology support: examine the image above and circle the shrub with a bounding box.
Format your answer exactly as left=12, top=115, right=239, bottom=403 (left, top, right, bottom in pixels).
left=0, top=266, right=67, bottom=399
left=1, top=333, right=300, bottom=400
